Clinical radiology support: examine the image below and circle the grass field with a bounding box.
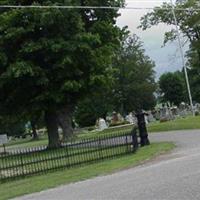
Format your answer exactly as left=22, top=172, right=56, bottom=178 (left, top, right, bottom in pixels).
left=0, top=142, right=175, bottom=200
left=2, top=115, right=199, bottom=151
left=147, top=116, right=200, bottom=132
left=1, top=124, right=134, bottom=150
left=0, top=116, right=196, bottom=199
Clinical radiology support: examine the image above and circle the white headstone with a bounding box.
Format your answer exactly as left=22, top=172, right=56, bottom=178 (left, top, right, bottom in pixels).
left=98, top=118, right=108, bottom=131
left=179, top=102, right=187, bottom=117
left=147, top=112, right=156, bottom=123
left=144, top=115, right=149, bottom=124
left=0, top=134, right=8, bottom=145
left=126, top=112, right=135, bottom=124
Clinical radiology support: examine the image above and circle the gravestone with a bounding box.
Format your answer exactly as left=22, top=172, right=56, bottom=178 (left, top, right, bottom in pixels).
left=179, top=102, right=187, bottom=117
left=155, top=109, right=160, bottom=120
left=117, top=113, right=124, bottom=122
left=98, top=118, right=108, bottom=131
left=147, top=111, right=156, bottom=123
left=106, top=115, right=112, bottom=124
left=0, top=134, right=8, bottom=154
left=171, top=106, right=178, bottom=116
left=160, top=104, right=171, bottom=121
left=160, top=108, right=166, bottom=120
left=196, top=103, right=200, bottom=111
left=111, top=112, right=118, bottom=124
left=0, top=134, right=8, bottom=145
left=126, top=112, right=136, bottom=124
left=144, top=113, right=149, bottom=125
left=194, top=103, right=200, bottom=116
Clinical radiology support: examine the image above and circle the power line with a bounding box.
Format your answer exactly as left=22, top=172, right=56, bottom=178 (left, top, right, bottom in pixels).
left=0, top=5, right=200, bottom=11
left=126, top=0, right=171, bottom=2
left=126, top=0, right=171, bottom=1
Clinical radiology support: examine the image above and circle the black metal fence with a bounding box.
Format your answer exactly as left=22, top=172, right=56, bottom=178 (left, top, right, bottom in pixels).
left=0, top=131, right=138, bottom=182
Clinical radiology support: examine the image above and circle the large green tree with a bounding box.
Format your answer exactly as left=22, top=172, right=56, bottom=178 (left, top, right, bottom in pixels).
left=112, top=34, right=156, bottom=114
left=0, top=0, right=124, bottom=148
left=139, top=0, right=200, bottom=104
left=75, top=34, right=156, bottom=127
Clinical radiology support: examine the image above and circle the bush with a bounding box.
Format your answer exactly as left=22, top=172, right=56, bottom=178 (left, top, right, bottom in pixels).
left=87, top=126, right=96, bottom=131
left=0, top=118, right=26, bottom=136
left=160, top=118, right=169, bottom=123
left=195, top=111, right=199, bottom=116
left=109, top=121, right=130, bottom=127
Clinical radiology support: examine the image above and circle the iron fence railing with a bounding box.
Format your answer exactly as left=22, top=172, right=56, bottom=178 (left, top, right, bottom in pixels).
left=0, top=130, right=138, bottom=182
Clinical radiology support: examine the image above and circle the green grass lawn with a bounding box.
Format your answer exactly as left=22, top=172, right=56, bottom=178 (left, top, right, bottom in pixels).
left=4, top=138, right=48, bottom=150
left=1, top=124, right=134, bottom=150
left=147, top=116, right=200, bottom=132
left=2, top=115, right=200, bottom=151
left=0, top=142, right=175, bottom=200
left=77, top=124, right=133, bottom=139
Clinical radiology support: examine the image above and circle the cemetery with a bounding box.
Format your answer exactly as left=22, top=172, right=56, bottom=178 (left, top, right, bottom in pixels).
left=0, top=105, right=199, bottom=186
left=0, top=0, right=200, bottom=199
left=2, top=101, right=199, bottom=151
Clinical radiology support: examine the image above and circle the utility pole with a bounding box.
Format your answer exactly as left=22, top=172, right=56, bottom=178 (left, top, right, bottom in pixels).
left=170, top=0, right=195, bottom=116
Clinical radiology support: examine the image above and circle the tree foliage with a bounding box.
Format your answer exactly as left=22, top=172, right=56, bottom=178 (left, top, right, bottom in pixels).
left=159, top=71, right=186, bottom=105
left=112, top=34, right=156, bottom=114
left=0, top=0, right=125, bottom=148
left=139, top=0, right=200, bottom=103
left=186, top=45, right=200, bottom=103
left=75, top=90, right=114, bottom=127
left=0, top=116, right=26, bottom=136
left=74, top=34, right=156, bottom=127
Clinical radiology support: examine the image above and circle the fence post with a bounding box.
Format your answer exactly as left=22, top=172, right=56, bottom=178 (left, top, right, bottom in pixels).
left=20, top=151, right=25, bottom=177
left=125, top=135, right=128, bottom=152
left=98, top=138, right=102, bottom=160
left=0, top=153, right=4, bottom=181
left=65, top=145, right=70, bottom=168
left=131, top=127, right=138, bottom=152
left=135, top=111, right=150, bottom=146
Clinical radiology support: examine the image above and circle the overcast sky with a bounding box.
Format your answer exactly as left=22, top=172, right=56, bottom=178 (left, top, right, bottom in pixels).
left=117, top=0, right=186, bottom=79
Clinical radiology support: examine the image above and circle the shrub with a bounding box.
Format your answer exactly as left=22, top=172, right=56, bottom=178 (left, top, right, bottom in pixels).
left=109, top=121, right=130, bottom=127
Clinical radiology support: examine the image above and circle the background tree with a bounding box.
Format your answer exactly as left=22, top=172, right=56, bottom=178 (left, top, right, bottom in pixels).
left=112, top=34, right=156, bottom=115
left=0, top=0, right=125, bottom=148
left=159, top=71, right=186, bottom=105
left=74, top=89, right=114, bottom=127
left=74, top=34, right=156, bottom=127
left=0, top=115, right=26, bottom=137
left=139, top=0, right=200, bottom=104
left=74, top=70, right=115, bottom=128
left=186, top=45, right=200, bottom=103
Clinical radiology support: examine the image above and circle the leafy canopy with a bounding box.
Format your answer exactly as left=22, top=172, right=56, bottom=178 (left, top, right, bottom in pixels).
left=112, top=34, right=156, bottom=114
left=139, top=0, right=200, bottom=103
left=0, top=0, right=125, bottom=116
left=159, top=71, right=186, bottom=105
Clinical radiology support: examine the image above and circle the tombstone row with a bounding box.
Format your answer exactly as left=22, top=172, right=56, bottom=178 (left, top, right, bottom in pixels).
left=96, top=102, right=200, bottom=130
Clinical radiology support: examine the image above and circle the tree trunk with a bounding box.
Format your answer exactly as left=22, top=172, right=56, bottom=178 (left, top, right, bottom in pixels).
left=45, top=110, right=60, bottom=149
left=31, top=120, right=38, bottom=140
left=57, top=105, right=74, bottom=142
